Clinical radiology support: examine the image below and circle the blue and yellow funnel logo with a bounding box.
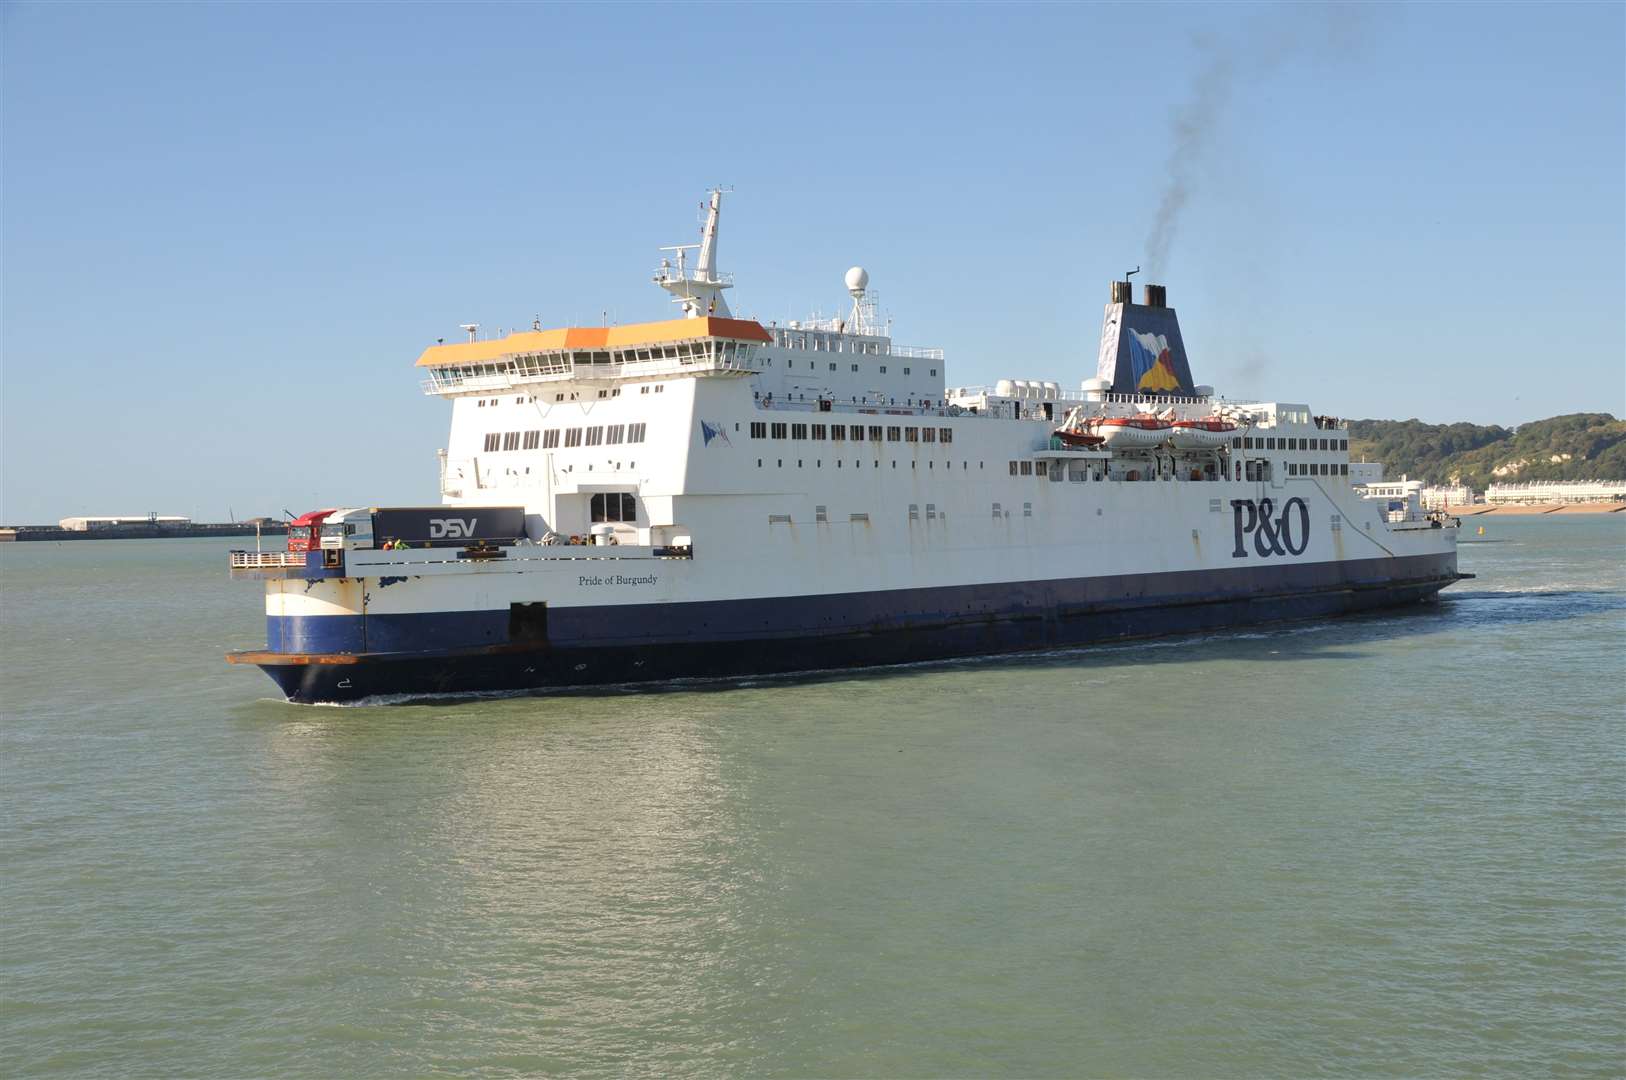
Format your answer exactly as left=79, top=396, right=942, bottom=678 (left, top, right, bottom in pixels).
left=1127, top=329, right=1183, bottom=392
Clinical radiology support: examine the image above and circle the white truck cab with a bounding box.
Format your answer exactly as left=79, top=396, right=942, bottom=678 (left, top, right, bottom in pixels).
left=319, top=508, right=375, bottom=551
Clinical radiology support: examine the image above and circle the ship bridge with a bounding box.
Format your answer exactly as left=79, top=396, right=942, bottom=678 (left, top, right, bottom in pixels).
left=417, top=316, right=774, bottom=397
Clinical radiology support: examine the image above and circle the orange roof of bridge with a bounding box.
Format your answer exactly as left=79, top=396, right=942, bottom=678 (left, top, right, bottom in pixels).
left=414, top=316, right=774, bottom=367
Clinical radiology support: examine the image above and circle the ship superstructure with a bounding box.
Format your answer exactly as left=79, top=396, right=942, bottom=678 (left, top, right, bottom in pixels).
left=228, top=191, right=1463, bottom=703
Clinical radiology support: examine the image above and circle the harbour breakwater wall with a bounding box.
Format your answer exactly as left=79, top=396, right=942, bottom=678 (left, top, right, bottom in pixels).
left=0, top=523, right=290, bottom=543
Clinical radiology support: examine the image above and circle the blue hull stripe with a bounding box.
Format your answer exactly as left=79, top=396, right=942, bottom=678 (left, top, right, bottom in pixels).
left=251, top=552, right=1461, bottom=703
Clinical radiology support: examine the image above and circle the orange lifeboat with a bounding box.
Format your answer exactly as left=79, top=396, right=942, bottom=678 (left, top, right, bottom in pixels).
left=1169, top=417, right=1240, bottom=449
left=1087, top=415, right=1173, bottom=449
left=1053, top=428, right=1107, bottom=449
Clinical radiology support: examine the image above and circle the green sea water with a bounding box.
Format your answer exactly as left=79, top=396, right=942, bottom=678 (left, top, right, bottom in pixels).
left=2, top=517, right=1623, bottom=1078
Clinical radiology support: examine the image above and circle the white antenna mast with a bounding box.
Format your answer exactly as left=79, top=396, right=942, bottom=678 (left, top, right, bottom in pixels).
left=845, top=266, right=880, bottom=336
left=654, top=188, right=734, bottom=318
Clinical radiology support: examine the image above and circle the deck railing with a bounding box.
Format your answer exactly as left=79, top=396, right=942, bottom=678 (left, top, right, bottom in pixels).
left=230, top=551, right=306, bottom=568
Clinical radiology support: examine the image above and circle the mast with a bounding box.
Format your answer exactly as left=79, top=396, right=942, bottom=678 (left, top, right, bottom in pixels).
left=655, top=188, right=733, bottom=318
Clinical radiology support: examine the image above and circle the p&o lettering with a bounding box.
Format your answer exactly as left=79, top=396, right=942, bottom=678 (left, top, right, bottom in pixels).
left=1231, top=497, right=1309, bottom=559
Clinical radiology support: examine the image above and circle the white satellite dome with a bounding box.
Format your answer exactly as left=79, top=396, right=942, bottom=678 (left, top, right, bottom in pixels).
left=845, top=266, right=870, bottom=293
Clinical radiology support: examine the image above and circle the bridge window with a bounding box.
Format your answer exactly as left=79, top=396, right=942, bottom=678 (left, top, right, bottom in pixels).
left=585, top=426, right=604, bottom=446
left=1020, top=462, right=1033, bottom=475
left=830, top=425, right=844, bottom=441
left=627, top=423, right=647, bottom=443
left=606, top=424, right=625, bottom=444
left=868, top=426, right=883, bottom=441
left=886, top=426, right=901, bottom=442
left=1009, top=461, right=1019, bottom=475
left=940, top=427, right=953, bottom=443
left=590, top=493, right=637, bottom=523
left=812, top=424, right=826, bottom=440
left=771, top=423, right=787, bottom=439
left=565, top=428, right=583, bottom=448
left=522, top=430, right=540, bottom=450
left=543, top=430, right=559, bottom=449
left=791, top=423, right=808, bottom=439
left=483, top=433, right=500, bottom=452
left=879, top=366, right=888, bottom=374
left=905, top=427, right=918, bottom=442
left=1035, top=461, right=1048, bottom=477
left=750, top=422, right=767, bottom=439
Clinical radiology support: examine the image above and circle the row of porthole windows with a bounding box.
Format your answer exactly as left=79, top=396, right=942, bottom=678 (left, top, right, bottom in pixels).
left=757, top=459, right=985, bottom=470
left=749, top=422, right=954, bottom=444
left=998, top=458, right=1350, bottom=482
left=1009, top=460, right=1052, bottom=476
left=544, top=384, right=662, bottom=403
left=767, top=357, right=936, bottom=378
left=1236, top=436, right=1348, bottom=451
left=482, top=423, right=647, bottom=453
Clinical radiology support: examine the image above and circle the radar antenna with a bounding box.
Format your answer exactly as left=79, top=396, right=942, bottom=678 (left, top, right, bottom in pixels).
left=845, top=266, right=880, bottom=336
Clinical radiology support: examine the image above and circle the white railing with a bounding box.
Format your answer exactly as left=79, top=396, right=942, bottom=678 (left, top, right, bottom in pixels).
left=653, top=268, right=735, bottom=288
left=947, top=386, right=1224, bottom=408
left=230, top=551, right=306, bottom=569
left=889, top=344, right=945, bottom=360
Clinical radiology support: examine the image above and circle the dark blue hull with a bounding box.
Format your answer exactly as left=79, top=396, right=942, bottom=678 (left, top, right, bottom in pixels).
left=239, top=553, right=1464, bottom=704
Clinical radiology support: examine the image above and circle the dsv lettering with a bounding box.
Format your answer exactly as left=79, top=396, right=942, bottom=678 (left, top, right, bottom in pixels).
left=1231, top=498, right=1309, bottom=559
left=428, top=517, right=477, bottom=539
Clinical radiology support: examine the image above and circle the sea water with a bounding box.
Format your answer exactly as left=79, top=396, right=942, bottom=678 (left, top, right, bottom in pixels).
left=2, top=517, right=1622, bottom=1077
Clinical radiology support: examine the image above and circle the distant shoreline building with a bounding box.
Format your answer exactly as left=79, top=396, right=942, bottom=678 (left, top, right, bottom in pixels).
left=1483, top=480, right=1626, bottom=505
left=59, top=515, right=191, bottom=531
left=1422, top=484, right=1473, bottom=509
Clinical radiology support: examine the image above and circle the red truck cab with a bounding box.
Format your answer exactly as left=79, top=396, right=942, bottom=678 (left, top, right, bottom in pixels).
left=286, top=509, right=336, bottom=553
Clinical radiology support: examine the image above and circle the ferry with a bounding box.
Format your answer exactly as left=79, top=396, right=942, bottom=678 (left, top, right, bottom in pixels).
left=226, top=191, right=1465, bottom=703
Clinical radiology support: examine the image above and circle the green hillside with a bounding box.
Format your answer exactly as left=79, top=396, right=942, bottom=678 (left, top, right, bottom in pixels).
left=1346, top=413, right=1626, bottom=488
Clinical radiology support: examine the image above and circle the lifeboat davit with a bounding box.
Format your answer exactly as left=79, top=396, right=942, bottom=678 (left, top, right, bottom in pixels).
left=1053, top=428, right=1107, bottom=449
left=1168, top=417, right=1240, bottom=449
left=1088, top=415, right=1172, bottom=449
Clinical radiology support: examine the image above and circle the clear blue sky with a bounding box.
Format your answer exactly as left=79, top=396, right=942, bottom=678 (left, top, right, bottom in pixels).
left=3, top=1, right=1622, bottom=523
